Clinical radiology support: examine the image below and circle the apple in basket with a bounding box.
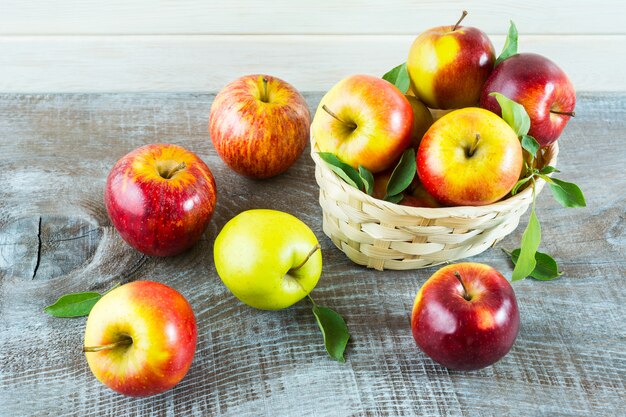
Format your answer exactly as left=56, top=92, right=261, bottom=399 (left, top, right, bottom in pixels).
left=417, top=107, right=523, bottom=206
left=480, top=52, right=576, bottom=147
left=407, top=11, right=495, bottom=110
left=311, top=74, right=413, bottom=173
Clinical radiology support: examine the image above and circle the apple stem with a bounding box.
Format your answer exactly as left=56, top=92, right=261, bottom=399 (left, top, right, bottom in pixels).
left=452, top=10, right=468, bottom=31
left=467, top=133, right=481, bottom=157
left=83, top=336, right=133, bottom=353
left=454, top=271, right=472, bottom=301
left=322, top=105, right=357, bottom=130
left=291, top=244, right=321, bottom=272
left=550, top=109, right=576, bottom=117
left=260, top=77, right=269, bottom=103
left=161, top=162, right=186, bottom=179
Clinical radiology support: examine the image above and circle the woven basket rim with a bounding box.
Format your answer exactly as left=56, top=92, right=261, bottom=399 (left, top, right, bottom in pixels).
left=311, top=133, right=559, bottom=217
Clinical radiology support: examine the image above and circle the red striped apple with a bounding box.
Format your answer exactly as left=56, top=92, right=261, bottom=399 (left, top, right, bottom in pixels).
left=209, top=74, right=310, bottom=179
left=105, top=143, right=216, bottom=256
left=407, top=11, right=495, bottom=110
left=406, top=95, right=434, bottom=148
left=311, top=74, right=413, bottom=173
left=84, top=281, right=197, bottom=396
left=480, top=53, right=576, bottom=147
left=412, top=263, right=520, bottom=371
left=417, top=108, right=523, bottom=206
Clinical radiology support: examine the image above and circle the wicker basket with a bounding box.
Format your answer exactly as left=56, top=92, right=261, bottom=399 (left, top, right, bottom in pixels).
left=311, top=135, right=558, bottom=271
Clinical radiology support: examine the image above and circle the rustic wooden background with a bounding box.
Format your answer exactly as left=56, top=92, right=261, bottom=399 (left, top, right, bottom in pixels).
left=0, top=1, right=624, bottom=92
left=0, top=92, right=624, bottom=416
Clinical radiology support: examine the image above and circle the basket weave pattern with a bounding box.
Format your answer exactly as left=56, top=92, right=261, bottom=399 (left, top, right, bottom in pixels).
left=311, top=136, right=558, bottom=271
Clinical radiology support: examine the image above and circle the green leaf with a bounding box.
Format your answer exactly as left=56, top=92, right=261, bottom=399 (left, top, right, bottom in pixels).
left=521, top=135, right=540, bottom=158
left=312, top=305, right=350, bottom=363
left=44, top=283, right=120, bottom=318
left=511, top=176, right=531, bottom=195
left=495, top=20, right=518, bottom=65
left=382, top=62, right=410, bottom=93
left=44, top=292, right=102, bottom=318
left=318, top=152, right=364, bottom=191
left=549, top=178, right=587, bottom=208
left=537, top=174, right=556, bottom=185
left=489, top=92, right=531, bottom=137
left=512, top=208, right=541, bottom=281
left=540, top=165, right=560, bottom=175
left=385, top=193, right=404, bottom=204
left=504, top=248, right=563, bottom=281
left=385, top=148, right=416, bottom=198
left=358, top=165, right=374, bottom=196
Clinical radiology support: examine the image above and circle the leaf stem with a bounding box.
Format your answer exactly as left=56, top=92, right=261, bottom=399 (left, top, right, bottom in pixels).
left=452, top=10, right=468, bottom=31
left=102, top=282, right=120, bottom=296
left=291, top=244, right=321, bottom=272
left=453, top=271, right=472, bottom=301
left=322, top=105, right=357, bottom=130
left=550, top=109, right=575, bottom=117
left=83, top=336, right=132, bottom=353
left=260, top=77, right=269, bottom=103
left=160, top=162, right=186, bottom=179
left=467, top=133, right=481, bottom=157
left=306, top=294, right=318, bottom=308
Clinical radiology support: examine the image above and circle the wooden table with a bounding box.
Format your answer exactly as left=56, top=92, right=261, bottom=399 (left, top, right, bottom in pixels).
left=0, top=92, right=624, bottom=416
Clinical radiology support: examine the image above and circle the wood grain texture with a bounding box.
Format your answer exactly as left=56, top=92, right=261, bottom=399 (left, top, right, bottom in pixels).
left=0, top=92, right=624, bottom=417
left=0, top=0, right=622, bottom=35
left=1, top=35, right=624, bottom=92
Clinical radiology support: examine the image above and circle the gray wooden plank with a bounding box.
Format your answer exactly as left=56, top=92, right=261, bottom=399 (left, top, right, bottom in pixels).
left=0, top=92, right=624, bottom=417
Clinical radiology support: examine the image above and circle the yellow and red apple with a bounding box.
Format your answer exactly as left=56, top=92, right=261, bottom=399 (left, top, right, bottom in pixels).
left=209, top=74, right=310, bottom=179
left=407, top=11, right=495, bottom=110
left=311, top=74, right=413, bottom=173
left=411, top=263, right=520, bottom=371
left=105, top=143, right=217, bottom=256
left=84, top=281, right=197, bottom=396
left=406, top=95, right=434, bottom=148
left=480, top=53, right=576, bottom=147
left=417, top=108, right=523, bottom=206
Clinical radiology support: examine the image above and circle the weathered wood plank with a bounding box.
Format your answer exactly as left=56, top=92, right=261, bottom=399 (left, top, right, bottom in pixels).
left=0, top=92, right=624, bottom=417
left=0, top=35, right=623, bottom=92
left=1, top=0, right=622, bottom=35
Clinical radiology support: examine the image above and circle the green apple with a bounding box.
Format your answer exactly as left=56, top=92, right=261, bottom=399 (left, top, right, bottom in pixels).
left=214, top=209, right=322, bottom=310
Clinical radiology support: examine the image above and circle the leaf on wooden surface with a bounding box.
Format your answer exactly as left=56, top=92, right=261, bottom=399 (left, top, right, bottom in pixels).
left=504, top=248, right=563, bottom=280
left=44, top=292, right=102, bottom=318
left=44, top=283, right=120, bottom=318
left=312, top=305, right=350, bottom=363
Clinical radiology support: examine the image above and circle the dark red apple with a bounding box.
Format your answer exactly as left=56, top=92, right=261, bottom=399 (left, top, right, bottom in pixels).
left=411, top=263, right=520, bottom=371
left=480, top=53, right=576, bottom=146
left=105, top=143, right=217, bottom=256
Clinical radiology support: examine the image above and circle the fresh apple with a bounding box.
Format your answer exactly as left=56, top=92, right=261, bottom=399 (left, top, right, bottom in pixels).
left=84, top=281, right=197, bottom=396
left=407, top=11, right=495, bottom=110
left=105, top=143, right=216, bottom=256
left=406, top=95, right=434, bottom=148
left=480, top=52, right=576, bottom=147
left=417, top=108, right=523, bottom=206
left=214, top=209, right=322, bottom=310
left=404, top=182, right=441, bottom=208
left=311, top=74, right=413, bottom=173
left=209, top=74, right=310, bottom=179
left=411, top=263, right=520, bottom=371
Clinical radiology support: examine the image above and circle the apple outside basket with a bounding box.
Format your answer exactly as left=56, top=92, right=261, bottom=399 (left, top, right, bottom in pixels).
left=311, top=134, right=559, bottom=271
